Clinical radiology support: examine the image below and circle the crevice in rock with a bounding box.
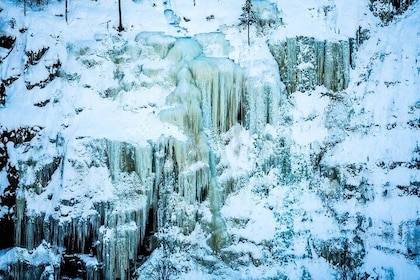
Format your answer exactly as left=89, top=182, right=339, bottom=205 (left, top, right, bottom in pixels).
left=370, top=0, right=416, bottom=24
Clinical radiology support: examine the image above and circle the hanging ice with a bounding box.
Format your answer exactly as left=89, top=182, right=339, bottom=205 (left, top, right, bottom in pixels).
left=269, top=36, right=352, bottom=93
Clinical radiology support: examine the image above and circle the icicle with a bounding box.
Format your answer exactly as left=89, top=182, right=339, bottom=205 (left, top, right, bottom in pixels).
left=98, top=198, right=148, bottom=280
left=25, top=216, right=35, bottom=250
left=134, top=143, right=153, bottom=184
left=106, top=140, right=153, bottom=182
left=14, top=190, right=26, bottom=247
left=207, top=152, right=230, bottom=252
left=324, top=41, right=336, bottom=91
left=242, top=54, right=284, bottom=133
left=24, top=213, right=44, bottom=251
left=159, top=67, right=203, bottom=141
left=106, top=140, right=121, bottom=181
left=315, top=40, right=325, bottom=86
left=269, top=36, right=352, bottom=93
left=134, top=143, right=155, bottom=211
left=341, top=40, right=351, bottom=89
left=189, top=57, right=245, bottom=133
left=286, top=37, right=298, bottom=93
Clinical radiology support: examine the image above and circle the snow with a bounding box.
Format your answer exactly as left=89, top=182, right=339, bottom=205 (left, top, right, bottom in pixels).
left=0, top=0, right=419, bottom=279
left=291, top=89, right=330, bottom=145
left=220, top=125, right=255, bottom=178
left=0, top=242, right=60, bottom=273
left=367, top=195, right=420, bottom=225
left=274, top=0, right=378, bottom=40
left=364, top=248, right=420, bottom=280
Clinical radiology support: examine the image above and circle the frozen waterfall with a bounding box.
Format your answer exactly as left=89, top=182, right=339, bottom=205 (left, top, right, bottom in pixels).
left=1, top=29, right=289, bottom=279
left=2, top=0, right=419, bottom=277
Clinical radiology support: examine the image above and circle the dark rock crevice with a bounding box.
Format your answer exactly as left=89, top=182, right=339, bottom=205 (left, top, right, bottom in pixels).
left=0, top=127, right=43, bottom=249
left=370, top=0, right=416, bottom=24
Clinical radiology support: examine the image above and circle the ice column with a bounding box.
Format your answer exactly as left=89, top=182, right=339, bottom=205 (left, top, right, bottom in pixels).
left=244, top=60, right=284, bottom=133
left=269, top=36, right=352, bottom=93
left=160, top=67, right=203, bottom=140
left=98, top=199, right=148, bottom=280
left=208, top=152, right=230, bottom=252
left=189, top=57, right=245, bottom=133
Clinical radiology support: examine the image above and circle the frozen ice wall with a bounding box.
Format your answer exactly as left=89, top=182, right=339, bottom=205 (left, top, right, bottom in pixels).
left=11, top=135, right=212, bottom=279
left=1, top=29, right=286, bottom=279
left=269, top=36, right=352, bottom=93
left=189, top=56, right=244, bottom=133
left=0, top=14, right=353, bottom=280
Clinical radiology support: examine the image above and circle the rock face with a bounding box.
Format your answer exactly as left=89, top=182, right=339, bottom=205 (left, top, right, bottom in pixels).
left=0, top=127, right=42, bottom=249
left=269, top=37, right=353, bottom=93
left=0, top=18, right=18, bottom=107
left=0, top=0, right=419, bottom=279
left=370, top=0, right=415, bottom=23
